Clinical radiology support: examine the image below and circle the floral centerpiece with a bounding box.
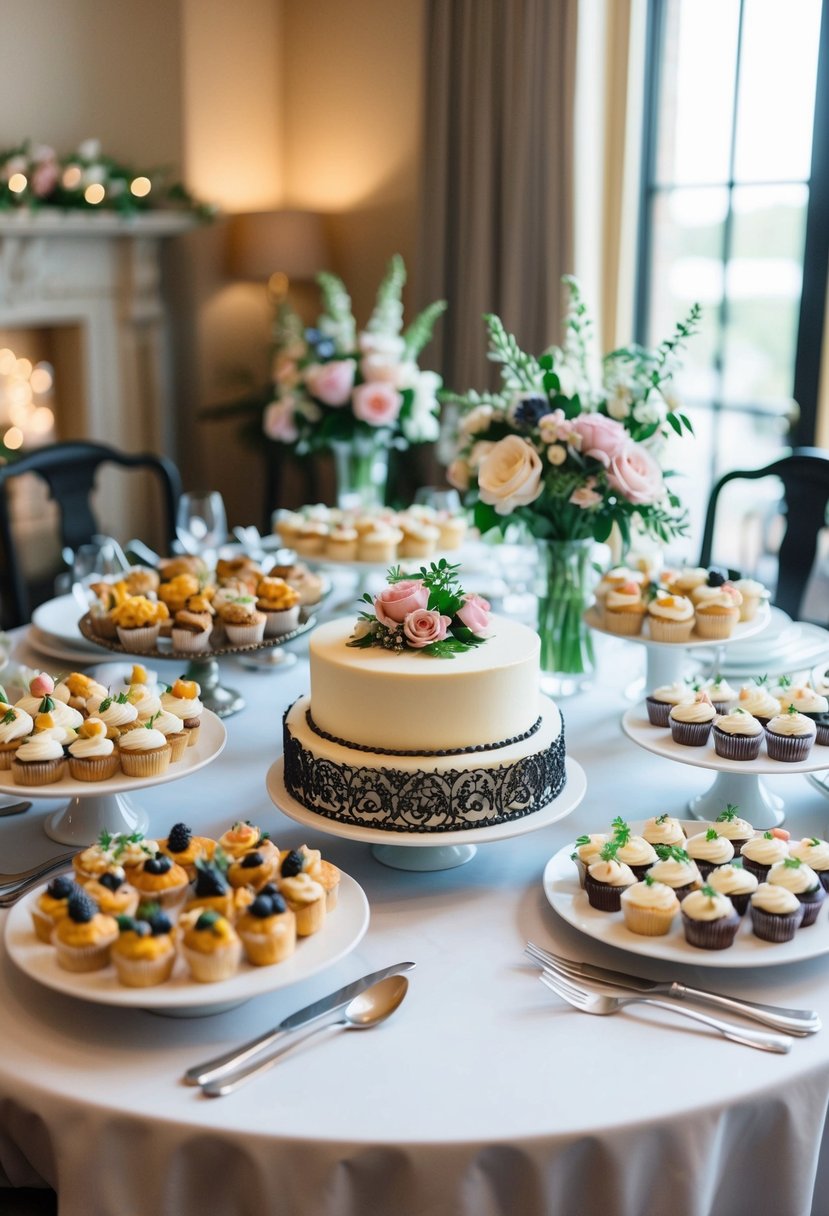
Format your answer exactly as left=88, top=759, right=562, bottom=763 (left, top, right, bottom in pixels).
left=443, top=277, right=700, bottom=689
left=263, top=255, right=447, bottom=508
left=349, top=560, right=491, bottom=657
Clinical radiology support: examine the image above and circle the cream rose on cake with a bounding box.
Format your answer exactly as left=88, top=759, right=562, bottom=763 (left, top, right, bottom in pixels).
left=351, top=561, right=492, bottom=657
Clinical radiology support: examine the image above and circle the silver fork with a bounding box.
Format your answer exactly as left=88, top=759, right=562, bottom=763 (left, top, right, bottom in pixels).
left=0, top=850, right=77, bottom=888
left=538, top=970, right=792, bottom=1053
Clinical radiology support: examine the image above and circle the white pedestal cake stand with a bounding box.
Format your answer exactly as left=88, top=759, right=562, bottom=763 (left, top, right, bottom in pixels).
left=267, top=755, right=586, bottom=871
left=621, top=704, right=828, bottom=829
left=0, top=710, right=226, bottom=845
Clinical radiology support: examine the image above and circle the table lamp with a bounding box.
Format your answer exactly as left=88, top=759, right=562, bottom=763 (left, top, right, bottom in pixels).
left=226, top=209, right=328, bottom=302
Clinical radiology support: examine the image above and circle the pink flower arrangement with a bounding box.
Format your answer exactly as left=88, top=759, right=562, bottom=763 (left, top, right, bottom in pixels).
left=350, top=561, right=491, bottom=657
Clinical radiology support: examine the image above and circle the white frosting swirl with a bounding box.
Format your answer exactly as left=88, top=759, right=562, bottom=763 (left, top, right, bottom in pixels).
left=704, top=677, right=738, bottom=701
left=685, top=832, right=734, bottom=864
left=741, top=835, right=789, bottom=865
left=127, top=685, right=163, bottom=719
left=647, top=857, right=700, bottom=887
left=788, top=838, right=829, bottom=870
left=642, top=816, right=686, bottom=846
left=160, top=692, right=203, bottom=720
left=587, top=859, right=636, bottom=886
left=88, top=696, right=139, bottom=729
left=0, top=706, right=33, bottom=743
left=673, top=567, right=708, bottom=591
left=767, top=711, right=816, bottom=738
left=650, top=682, right=693, bottom=706
left=648, top=595, right=694, bottom=622
left=574, top=833, right=608, bottom=866
left=708, top=864, right=758, bottom=896
left=15, top=734, right=64, bottom=761
left=779, top=687, right=828, bottom=714
left=606, top=588, right=643, bottom=611
left=280, top=872, right=325, bottom=904
left=737, top=686, right=781, bottom=718
left=69, top=733, right=115, bottom=759
left=768, top=860, right=820, bottom=894
left=117, top=727, right=167, bottom=752
left=715, top=710, right=763, bottom=737
left=621, top=880, right=679, bottom=911
left=713, top=815, right=754, bottom=841
left=153, top=709, right=186, bottom=738
left=615, top=837, right=658, bottom=867
left=695, top=589, right=741, bottom=611
left=670, top=699, right=715, bottom=724
left=734, top=578, right=766, bottom=598
left=751, top=882, right=801, bottom=915
left=682, top=888, right=736, bottom=921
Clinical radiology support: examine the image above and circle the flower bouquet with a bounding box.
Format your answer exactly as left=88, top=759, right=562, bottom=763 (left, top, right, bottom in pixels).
left=349, top=560, right=491, bottom=657
left=443, top=277, right=700, bottom=689
left=263, top=255, right=447, bottom=509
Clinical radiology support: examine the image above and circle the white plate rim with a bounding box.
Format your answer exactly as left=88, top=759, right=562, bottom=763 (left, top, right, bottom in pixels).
left=543, top=822, right=829, bottom=969
left=26, top=626, right=113, bottom=665
left=4, top=870, right=369, bottom=1010
left=0, top=708, right=227, bottom=800
left=31, top=595, right=89, bottom=645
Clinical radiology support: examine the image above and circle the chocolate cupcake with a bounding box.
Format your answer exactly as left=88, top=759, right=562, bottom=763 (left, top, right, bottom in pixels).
left=646, top=681, right=694, bottom=727
left=712, top=708, right=764, bottom=761
left=584, top=846, right=637, bottom=912
left=681, top=886, right=741, bottom=950
left=740, top=831, right=790, bottom=882
left=750, top=883, right=805, bottom=942
left=713, top=804, right=755, bottom=855
left=646, top=846, right=702, bottom=901
left=702, top=676, right=738, bottom=715
left=684, top=828, right=735, bottom=880
left=669, top=693, right=716, bottom=747
left=570, top=833, right=609, bottom=888
left=765, top=708, right=816, bottom=762
left=609, top=816, right=658, bottom=881
left=641, top=813, right=686, bottom=849
left=767, top=857, right=826, bottom=927
left=707, top=862, right=758, bottom=915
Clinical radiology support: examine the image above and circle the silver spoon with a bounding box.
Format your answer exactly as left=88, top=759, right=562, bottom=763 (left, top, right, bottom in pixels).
left=201, top=974, right=410, bottom=1098
left=0, top=800, right=32, bottom=818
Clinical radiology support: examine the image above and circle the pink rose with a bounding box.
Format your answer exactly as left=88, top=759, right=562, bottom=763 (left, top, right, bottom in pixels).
left=607, top=442, right=664, bottom=504
left=31, top=160, right=58, bottom=198
left=569, top=478, right=602, bottom=509
left=30, top=674, right=54, bottom=697
left=374, top=579, right=428, bottom=626
left=352, top=382, right=403, bottom=427
left=456, top=593, right=492, bottom=636
left=570, top=414, right=629, bottom=468
left=303, top=360, right=356, bottom=406
left=403, top=608, right=452, bottom=648
left=263, top=399, right=299, bottom=444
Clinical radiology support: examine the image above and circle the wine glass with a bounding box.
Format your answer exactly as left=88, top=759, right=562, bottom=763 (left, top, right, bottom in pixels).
left=412, top=486, right=462, bottom=514
left=176, top=491, right=227, bottom=562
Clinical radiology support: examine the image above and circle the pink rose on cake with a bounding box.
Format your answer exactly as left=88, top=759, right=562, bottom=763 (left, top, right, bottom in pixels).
left=403, top=608, right=452, bottom=648
left=374, top=580, right=429, bottom=626
left=456, top=593, right=492, bottom=636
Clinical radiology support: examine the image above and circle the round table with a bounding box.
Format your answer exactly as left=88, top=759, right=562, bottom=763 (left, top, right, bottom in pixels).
left=2, top=624, right=829, bottom=1216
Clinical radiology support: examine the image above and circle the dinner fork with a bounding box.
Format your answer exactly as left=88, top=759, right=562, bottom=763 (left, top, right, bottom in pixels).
left=538, top=971, right=792, bottom=1053
left=0, top=850, right=77, bottom=888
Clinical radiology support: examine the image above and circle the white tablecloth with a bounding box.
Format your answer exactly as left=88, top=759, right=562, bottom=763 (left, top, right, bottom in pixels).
left=2, top=626, right=829, bottom=1216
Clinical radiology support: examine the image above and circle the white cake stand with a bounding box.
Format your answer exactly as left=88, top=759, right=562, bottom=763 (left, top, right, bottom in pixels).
left=621, top=704, right=829, bottom=828
left=266, top=755, right=586, bottom=871
left=0, top=710, right=226, bottom=845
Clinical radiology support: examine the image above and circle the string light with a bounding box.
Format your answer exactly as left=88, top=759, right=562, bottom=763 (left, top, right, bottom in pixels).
left=8, top=173, right=27, bottom=194
left=84, top=183, right=105, bottom=205
left=62, top=166, right=82, bottom=189
left=0, top=351, right=56, bottom=450
left=4, top=427, right=23, bottom=450
left=130, top=176, right=151, bottom=197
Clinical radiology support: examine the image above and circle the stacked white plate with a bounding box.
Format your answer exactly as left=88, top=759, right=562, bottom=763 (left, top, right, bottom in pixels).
left=697, top=606, right=829, bottom=679
left=28, top=594, right=111, bottom=664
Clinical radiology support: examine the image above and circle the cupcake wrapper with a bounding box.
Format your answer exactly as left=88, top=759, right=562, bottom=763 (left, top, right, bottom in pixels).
left=766, top=731, right=813, bottom=763
left=797, top=887, right=826, bottom=927
left=68, top=754, right=120, bottom=782
left=751, top=904, right=804, bottom=942
left=741, top=858, right=771, bottom=883
left=693, top=612, right=738, bottom=640
left=682, top=912, right=740, bottom=949
left=263, top=607, right=301, bottom=637
left=112, top=950, right=177, bottom=987
left=725, top=891, right=752, bottom=917
left=711, top=700, right=735, bottom=715
left=648, top=617, right=695, bottom=643
left=185, top=724, right=201, bottom=748
left=692, top=860, right=720, bottom=881
left=118, top=744, right=172, bottom=778
left=182, top=940, right=242, bottom=982
left=11, top=758, right=66, bottom=786
left=669, top=720, right=713, bottom=747
left=53, top=937, right=116, bottom=972
left=31, top=906, right=62, bottom=943
left=171, top=628, right=212, bottom=652
left=604, top=610, right=646, bottom=637
left=645, top=698, right=673, bottom=727
left=166, top=732, right=190, bottom=763
left=239, top=920, right=297, bottom=966
left=817, top=869, right=829, bottom=894
left=584, top=873, right=630, bottom=912
left=0, top=743, right=18, bottom=770
left=117, top=625, right=160, bottom=654
left=224, top=621, right=266, bottom=646
left=131, top=879, right=189, bottom=910
left=621, top=903, right=677, bottom=936
left=713, top=728, right=763, bottom=762
left=814, top=720, right=829, bottom=746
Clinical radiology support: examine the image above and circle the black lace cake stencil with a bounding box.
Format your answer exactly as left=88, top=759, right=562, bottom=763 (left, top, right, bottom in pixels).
left=282, top=704, right=567, bottom=833
left=305, top=708, right=543, bottom=756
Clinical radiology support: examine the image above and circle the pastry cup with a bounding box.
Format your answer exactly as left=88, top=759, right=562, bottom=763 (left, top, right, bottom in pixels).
left=224, top=619, right=266, bottom=646
left=0, top=741, right=19, bottom=770
left=740, top=857, right=773, bottom=883
left=52, top=924, right=118, bottom=972
left=118, top=742, right=172, bottom=778
left=117, top=624, right=160, bottom=653
left=31, top=904, right=68, bottom=944
left=285, top=894, right=326, bottom=937
left=584, top=872, right=633, bottom=912
left=603, top=609, right=646, bottom=637
left=239, top=914, right=297, bottom=965
left=750, top=903, right=805, bottom=942
left=171, top=627, right=212, bottom=652
left=182, top=939, right=242, bottom=982
left=68, top=753, right=121, bottom=782
left=112, top=946, right=177, bottom=987
left=263, top=605, right=301, bottom=637
left=693, top=610, right=739, bottom=640
left=647, top=616, right=695, bottom=643
left=813, top=717, right=829, bottom=746
left=164, top=731, right=189, bottom=763
left=712, top=726, right=762, bottom=762
left=184, top=722, right=201, bottom=748
left=765, top=729, right=814, bottom=763
left=11, top=757, right=67, bottom=786
left=669, top=719, right=713, bottom=747
left=681, top=910, right=741, bottom=949
left=795, top=885, right=826, bottom=927
left=720, top=890, right=753, bottom=917
left=129, top=875, right=189, bottom=910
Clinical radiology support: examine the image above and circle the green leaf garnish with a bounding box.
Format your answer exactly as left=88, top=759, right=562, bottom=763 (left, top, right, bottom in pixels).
left=598, top=840, right=620, bottom=861
left=783, top=857, right=802, bottom=869
left=575, top=835, right=591, bottom=846
left=643, top=873, right=655, bottom=886
left=716, top=804, right=739, bottom=822
left=701, top=884, right=717, bottom=899
left=763, top=831, right=774, bottom=839
left=655, top=813, right=669, bottom=824
left=2, top=707, right=17, bottom=724
left=611, top=816, right=631, bottom=846
left=705, top=828, right=719, bottom=841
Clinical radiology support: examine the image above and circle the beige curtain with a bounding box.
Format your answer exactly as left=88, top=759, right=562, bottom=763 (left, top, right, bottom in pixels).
left=416, top=0, right=578, bottom=408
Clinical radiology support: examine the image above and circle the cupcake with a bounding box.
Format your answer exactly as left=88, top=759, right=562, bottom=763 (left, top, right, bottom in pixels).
left=712, top=708, right=764, bottom=761
left=595, top=566, right=646, bottom=614
left=81, top=869, right=140, bottom=918
left=117, top=722, right=172, bottom=777
left=646, top=847, right=701, bottom=901
left=128, top=852, right=190, bottom=909
left=272, top=563, right=325, bottom=607
left=157, top=822, right=215, bottom=879
left=702, top=676, right=738, bottom=715
left=767, top=857, right=826, bottom=926
left=736, top=683, right=781, bottom=728
left=11, top=731, right=67, bottom=785
left=357, top=524, right=403, bottom=564
left=668, top=692, right=716, bottom=746
left=712, top=805, right=755, bottom=854
left=670, top=566, right=710, bottom=596
left=292, top=522, right=329, bottom=558
left=181, top=909, right=242, bottom=982
left=277, top=871, right=327, bottom=936
left=31, top=874, right=80, bottom=943
left=610, top=819, right=658, bottom=880
left=73, top=834, right=118, bottom=883
left=158, top=573, right=201, bottom=617
left=788, top=837, right=829, bottom=892
left=570, top=833, right=609, bottom=887
left=171, top=608, right=213, bottom=653
left=218, top=820, right=270, bottom=860
left=227, top=849, right=277, bottom=892
left=0, top=703, right=34, bottom=769
left=583, top=846, right=637, bottom=912
left=398, top=519, right=440, bottom=560
left=185, top=858, right=235, bottom=920
left=645, top=683, right=693, bottom=727
left=86, top=692, right=139, bottom=739
left=603, top=583, right=647, bottom=636
left=750, top=883, right=805, bottom=942
left=112, top=595, right=168, bottom=653
left=740, top=831, right=790, bottom=882
left=681, top=886, right=741, bottom=950
left=707, top=862, right=758, bottom=915
left=152, top=709, right=189, bottom=763
left=110, top=831, right=159, bottom=875
left=14, top=673, right=61, bottom=718
left=219, top=596, right=267, bottom=646
left=641, top=814, right=686, bottom=849
left=216, top=556, right=262, bottom=591
left=283, top=844, right=341, bottom=912
left=765, top=708, right=816, bottom=762
left=693, top=587, right=742, bottom=640
left=324, top=526, right=359, bottom=562
left=123, top=567, right=161, bottom=597
left=55, top=672, right=107, bottom=713
left=160, top=679, right=203, bottom=748
left=733, top=577, right=768, bottom=621
left=52, top=889, right=118, bottom=972
left=684, top=828, right=735, bottom=880
left=620, top=875, right=680, bottom=936
left=237, top=891, right=297, bottom=965
left=437, top=515, right=467, bottom=550
left=255, top=578, right=301, bottom=637
left=111, top=911, right=177, bottom=988
left=67, top=717, right=120, bottom=781
left=646, top=593, right=695, bottom=643
left=779, top=687, right=829, bottom=743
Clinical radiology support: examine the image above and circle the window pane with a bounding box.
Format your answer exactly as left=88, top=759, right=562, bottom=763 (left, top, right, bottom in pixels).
left=721, top=185, right=808, bottom=406
left=733, top=0, right=822, bottom=182
left=656, top=0, right=740, bottom=185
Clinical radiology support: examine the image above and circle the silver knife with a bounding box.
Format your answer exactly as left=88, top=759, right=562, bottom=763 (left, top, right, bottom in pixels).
left=525, top=943, right=821, bottom=1035
left=183, top=960, right=416, bottom=1087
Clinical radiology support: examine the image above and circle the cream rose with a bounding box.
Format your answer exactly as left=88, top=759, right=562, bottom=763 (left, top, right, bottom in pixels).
left=476, top=435, right=543, bottom=515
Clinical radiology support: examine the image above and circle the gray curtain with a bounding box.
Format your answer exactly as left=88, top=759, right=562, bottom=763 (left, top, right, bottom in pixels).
left=416, top=0, right=578, bottom=404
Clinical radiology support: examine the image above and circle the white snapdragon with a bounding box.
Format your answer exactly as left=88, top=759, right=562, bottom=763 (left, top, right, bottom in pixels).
left=401, top=370, right=441, bottom=443
left=607, top=390, right=632, bottom=420
left=632, top=397, right=662, bottom=426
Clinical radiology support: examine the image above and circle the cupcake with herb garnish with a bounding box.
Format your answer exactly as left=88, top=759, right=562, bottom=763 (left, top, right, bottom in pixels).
left=10, top=729, right=67, bottom=785
left=157, top=822, right=215, bottom=880
left=116, top=715, right=172, bottom=777
left=583, top=841, right=637, bottom=912
left=750, top=882, right=805, bottom=942
left=712, top=707, right=764, bottom=761
left=646, top=592, right=695, bottom=643
left=779, top=685, right=828, bottom=734
left=160, top=679, right=203, bottom=748
left=684, top=828, right=735, bottom=880
left=765, top=706, right=816, bottom=762
left=668, top=691, right=716, bottom=747
left=646, top=846, right=702, bottom=901
left=609, top=816, right=658, bottom=880
left=736, top=682, right=781, bottom=728
left=237, top=890, right=297, bottom=966
left=570, top=834, right=609, bottom=887
left=80, top=869, right=139, bottom=919
left=127, top=851, right=189, bottom=909
left=788, top=838, right=829, bottom=892
left=73, top=831, right=118, bottom=882
left=712, top=804, right=754, bottom=854
left=645, top=681, right=694, bottom=727
left=740, top=830, right=790, bottom=882
left=641, top=813, right=686, bottom=849
left=767, top=857, right=826, bottom=927
left=67, top=717, right=120, bottom=781
left=152, top=708, right=189, bottom=763
left=86, top=691, right=139, bottom=740
left=52, top=888, right=118, bottom=972
left=0, top=703, right=34, bottom=769
left=123, top=679, right=163, bottom=723
left=702, top=676, right=738, bottom=715
left=681, top=885, right=741, bottom=950
left=31, top=874, right=81, bottom=943
left=181, top=909, right=242, bottom=982
left=111, top=910, right=177, bottom=987
left=707, top=861, right=758, bottom=916
left=218, top=594, right=267, bottom=646
left=110, top=831, right=159, bottom=875
left=620, top=874, right=680, bottom=936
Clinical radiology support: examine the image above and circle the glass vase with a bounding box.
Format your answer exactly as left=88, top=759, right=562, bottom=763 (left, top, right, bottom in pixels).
left=535, top=538, right=596, bottom=697
left=332, top=435, right=390, bottom=511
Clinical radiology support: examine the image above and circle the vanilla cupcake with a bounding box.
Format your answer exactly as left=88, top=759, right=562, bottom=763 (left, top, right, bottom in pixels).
left=81, top=870, right=139, bottom=918
left=694, top=586, right=742, bottom=639
left=595, top=566, right=646, bottom=612
left=733, top=577, right=768, bottom=621
left=788, top=837, right=829, bottom=892
left=620, top=875, right=680, bottom=936
left=712, top=708, right=764, bottom=761
left=740, top=831, right=790, bottom=882
left=324, top=526, right=359, bottom=562
left=645, top=682, right=693, bottom=727
left=684, top=828, right=735, bottom=880
left=67, top=717, right=120, bottom=781
left=603, top=583, right=647, bottom=636
left=14, top=673, right=61, bottom=718
left=128, top=851, right=189, bottom=909
left=111, top=911, right=176, bottom=987
left=641, top=814, right=686, bottom=849
left=0, top=703, right=34, bottom=769
left=668, top=692, right=716, bottom=746
left=398, top=519, right=440, bottom=559
left=219, top=595, right=267, bottom=646
left=181, top=909, right=242, bottom=982
left=736, top=683, right=781, bottom=727
left=52, top=889, right=118, bottom=972
left=670, top=566, right=710, bottom=596
left=11, top=732, right=67, bottom=785
left=227, top=849, right=277, bottom=892
left=357, top=524, right=403, bottom=564
left=112, top=595, right=168, bottom=653
left=277, top=871, right=326, bottom=936
left=613, top=834, right=659, bottom=881
left=292, top=522, right=329, bottom=558
left=152, top=708, right=189, bottom=762
left=157, top=821, right=215, bottom=879
left=767, top=857, right=826, bottom=926
left=278, top=845, right=340, bottom=912
left=437, top=514, right=467, bottom=550
left=160, top=679, right=203, bottom=747
left=31, top=874, right=80, bottom=943
left=765, top=708, right=816, bottom=762
left=681, top=886, right=741, bottom=950
left=117, top=722, right=172, bottom=777
left=646, top=593, right=695, bottom=643
left=86, top=691, right=139, bottom=739
left=54, top=672, right=107, bottom=713
left=707, top=863, right=758, bottom=915
left=237, top=891, right=297, bottom=965
left=255, top=577, right=301, bottom=637
left=218, top=820, right=269, bottom=860
left=750, top=882, right=804, bottom=942
left=171, top=609, right=213, bottom=653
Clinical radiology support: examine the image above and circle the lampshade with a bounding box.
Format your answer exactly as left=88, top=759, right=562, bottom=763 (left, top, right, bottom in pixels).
left=227, top=209, right=328, bottom=283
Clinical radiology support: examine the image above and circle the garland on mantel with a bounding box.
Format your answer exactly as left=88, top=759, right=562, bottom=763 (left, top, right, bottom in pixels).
left=0, top=138, right=214, bottom=219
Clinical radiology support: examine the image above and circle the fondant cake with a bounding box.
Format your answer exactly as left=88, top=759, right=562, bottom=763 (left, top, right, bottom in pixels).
left=282, top=613, right=566, bottom=833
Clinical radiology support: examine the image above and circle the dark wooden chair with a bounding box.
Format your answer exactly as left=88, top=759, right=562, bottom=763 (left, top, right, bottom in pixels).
left=698, top=446, right=829, bottom=622
left=0, top=441, right=181, bottom=628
